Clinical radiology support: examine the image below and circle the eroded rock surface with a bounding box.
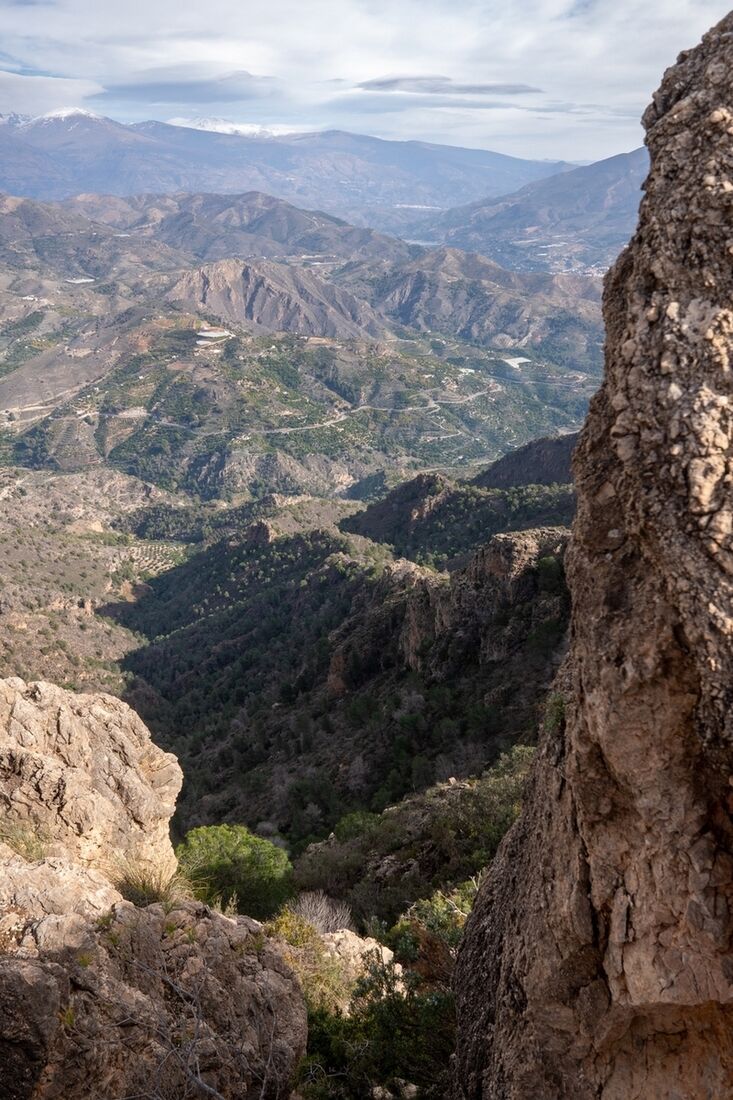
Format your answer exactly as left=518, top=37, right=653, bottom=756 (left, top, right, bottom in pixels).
left=0, top=677, right=181, bottom=873
left=322, top=928, right=400, bottom=991
left=0, top=678, right=307, bottom=1099
left=0, top=900, right=306, bottom=1100
left=455, top=14, right=733, bottom=1100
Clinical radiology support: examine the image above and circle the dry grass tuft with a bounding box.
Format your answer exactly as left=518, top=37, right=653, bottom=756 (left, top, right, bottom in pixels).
left=110, top=857, right=195, bottom=908
left=0, top=819, right=49, bottom=862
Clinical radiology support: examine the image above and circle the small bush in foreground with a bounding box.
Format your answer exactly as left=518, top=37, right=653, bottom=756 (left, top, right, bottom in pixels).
left=266, top=908, right=352, bottom=1012
left=291, top=891, right=355, bottom=934
left=177, top=824, right=294, bottom=919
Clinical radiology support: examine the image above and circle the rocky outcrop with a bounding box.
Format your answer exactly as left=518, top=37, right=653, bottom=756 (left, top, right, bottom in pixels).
left=454, top=14, right=733, bottom=1099
left=217, top=447, right=373, bottom=499
left=0, top=677, right=181, bottom=873
left=399, top=526, right=569, bottom=677
left=326, top=526, right=569, bottom=702
left=0, top=678, right=307, bottom=1099
left=0, top=898, right=306, bottom=1100
left=340, top=470, right=575, bottom=565
left=322, top=928, right=400, bottom=991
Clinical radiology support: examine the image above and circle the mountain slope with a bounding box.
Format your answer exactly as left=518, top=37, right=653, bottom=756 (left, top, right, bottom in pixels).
left=109, top=520, right=569, bottom=842
left=473, top=431, right=578, bottom=488
left=340, top=472, right=575, bottom=566
left=66, top=190, right=417, bottom=264
left=0, top=188, right=602, bottom=496
left=337, top=247, right=603, bottom=366
left=167, top=257, right=387, bottom=339
left=419, top=147, right=648, bottom=274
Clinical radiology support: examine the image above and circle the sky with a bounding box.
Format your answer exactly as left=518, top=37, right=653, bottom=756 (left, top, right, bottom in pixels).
left=0, top=0, right=730, bottom=161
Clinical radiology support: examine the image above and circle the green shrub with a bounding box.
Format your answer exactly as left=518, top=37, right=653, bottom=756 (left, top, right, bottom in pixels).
left=298, top=954, right=454, bottom=1099
left=176, top=824, right=294, bottom=919
left=536, top=554, right=565, bottom=594
left=333, top=811, right=380, bottom=843
left=294, top=744, right=534, bottom=923
left=390, top=877, right=480, bottom=958
left=544, top=691, right=566, bottom=734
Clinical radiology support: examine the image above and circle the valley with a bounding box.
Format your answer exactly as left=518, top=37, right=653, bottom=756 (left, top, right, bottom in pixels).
left=2, top=6, right=732, bottom=1100
left=0, top=101, right=639, bottom=1100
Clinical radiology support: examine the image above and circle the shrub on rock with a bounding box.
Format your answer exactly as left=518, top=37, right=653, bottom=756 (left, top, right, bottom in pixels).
left=177, top=823, right=294, bottom=918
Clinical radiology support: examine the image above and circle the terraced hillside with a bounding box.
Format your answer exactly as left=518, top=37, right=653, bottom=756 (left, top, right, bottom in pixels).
left=0, top=191, right=602, bottom=498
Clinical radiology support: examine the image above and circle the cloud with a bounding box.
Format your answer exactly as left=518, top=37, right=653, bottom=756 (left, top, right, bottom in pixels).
left=0, top=69, right=101, bottom=115
left=356, top=76, right=542, bottom=95
left=0, top=0, right=729, bottom=159
left=90, top=68, right=278, bottom=108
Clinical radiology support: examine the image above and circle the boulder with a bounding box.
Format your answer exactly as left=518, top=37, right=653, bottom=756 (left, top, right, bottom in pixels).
left=322, top=928, right=400, bottom=988
left=0, top=677, right=307, bottom=1099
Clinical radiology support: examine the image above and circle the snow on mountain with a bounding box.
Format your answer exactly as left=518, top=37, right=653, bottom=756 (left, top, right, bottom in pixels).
left=166, top=117, right=307, bottom=138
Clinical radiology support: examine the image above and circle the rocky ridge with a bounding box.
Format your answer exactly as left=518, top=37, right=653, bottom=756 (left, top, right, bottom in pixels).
left=472, top=431, right=578, bottom=489
left=454, top=14, right=733, bottom=1099
left=0, top=677, right=307, bottom=1099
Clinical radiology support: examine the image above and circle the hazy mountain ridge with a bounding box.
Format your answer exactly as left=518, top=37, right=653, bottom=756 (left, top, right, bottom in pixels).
left=0, top=112, right=573, bottom=231
left=414, top=147, right=648, bottom=274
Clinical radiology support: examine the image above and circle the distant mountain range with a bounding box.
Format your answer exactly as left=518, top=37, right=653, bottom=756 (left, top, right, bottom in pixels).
left=65, top=190, right=415, bottom=265
left=0, top=189, right=602, bottom=359
left=0, top=110, right=573, bottom=233
left=413, top=148, right=648, bottom=274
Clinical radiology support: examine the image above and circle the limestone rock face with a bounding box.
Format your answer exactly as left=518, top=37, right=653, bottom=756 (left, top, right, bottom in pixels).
left=0, top=677, right=307, bottom=1099
left=454, top=14, right=733, bottom=1099
left=0, top=677, right=182, bottom=874
left=400, top=526, right=569, bottom=673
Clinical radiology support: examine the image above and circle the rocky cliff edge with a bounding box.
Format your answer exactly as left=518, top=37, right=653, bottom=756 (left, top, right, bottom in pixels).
left=455, top=13, right=733, bottom=1099
left=0, top=677, right=307, bottom=1099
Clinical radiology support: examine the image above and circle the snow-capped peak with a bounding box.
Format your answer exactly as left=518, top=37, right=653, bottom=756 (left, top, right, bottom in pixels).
left=37, top=107, right=104, bottom=122
left=166, top=116, right=306, bottom=138
left=0, top=112, right=31, bottom=128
